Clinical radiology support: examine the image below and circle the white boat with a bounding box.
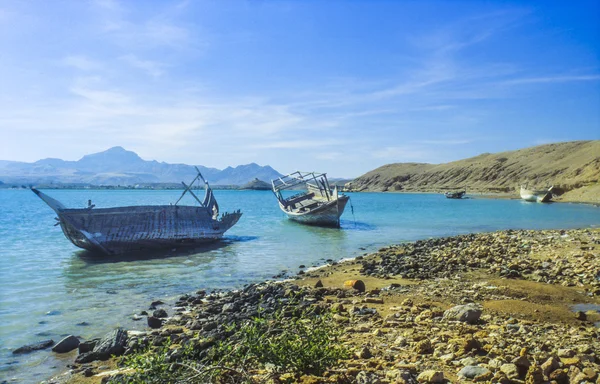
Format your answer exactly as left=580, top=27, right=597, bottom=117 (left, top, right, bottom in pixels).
left=520, top=185, right=553, bottom=203
left=271, top=171, right=349, bottom=227
left=32, top=169, right=242, bottom=255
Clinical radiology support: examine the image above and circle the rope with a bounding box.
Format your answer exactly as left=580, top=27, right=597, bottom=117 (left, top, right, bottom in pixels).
left=349, top=196, right=356, bottom=226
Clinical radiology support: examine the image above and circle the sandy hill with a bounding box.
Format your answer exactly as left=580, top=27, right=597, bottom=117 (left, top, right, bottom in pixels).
left=347, top=141, right=600, bottom=203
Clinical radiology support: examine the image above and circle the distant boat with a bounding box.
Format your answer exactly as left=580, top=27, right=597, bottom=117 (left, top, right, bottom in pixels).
left=520, top=184, right=553, bottom=203
left=32, top=169, right=242, bottom=255
left=444, top=190, right=466, bottom=199
left=271, top=171, right=349, bottom=228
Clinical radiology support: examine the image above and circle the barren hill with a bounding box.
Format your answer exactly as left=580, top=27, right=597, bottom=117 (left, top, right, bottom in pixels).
left=346, top=141, right=600, bottom=202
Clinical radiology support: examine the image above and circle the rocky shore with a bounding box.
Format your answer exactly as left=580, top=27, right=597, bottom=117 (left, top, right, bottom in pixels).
left=41, top=228, right=599, bottom=384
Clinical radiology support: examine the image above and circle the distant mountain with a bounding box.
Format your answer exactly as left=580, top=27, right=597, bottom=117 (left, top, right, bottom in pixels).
left=239, top=178, right=272, bottom=190
left=0, top=147, right=283, bottom=186
left=346, top=141, right=600, bottom=203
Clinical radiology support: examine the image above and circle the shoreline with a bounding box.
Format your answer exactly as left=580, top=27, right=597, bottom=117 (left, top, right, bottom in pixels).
left=42, top=227, right=600, bottom=384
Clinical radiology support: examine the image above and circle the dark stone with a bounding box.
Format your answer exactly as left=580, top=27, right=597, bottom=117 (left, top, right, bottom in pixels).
left=92, top=329, right=128, bottom=360
left=203, top=321, right=217, bottom=331
left=75, top=351, right=101, bottom=364
left=147, top=316, right=163, bottom=329
left=151, top=300, right=165, bottom=307
left=78, top=339, right=98, bottom=354
left=153, top=309, right=168, bottom=318
left=12, top=339, right=54, bottom=354
left=52, top=335, right=80, bottom=353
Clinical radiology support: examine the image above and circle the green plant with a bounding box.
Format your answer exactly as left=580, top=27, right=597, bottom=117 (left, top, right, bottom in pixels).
left=111, top=305, right=348, bottom=383
left=209, top=306, right=348, bottom=376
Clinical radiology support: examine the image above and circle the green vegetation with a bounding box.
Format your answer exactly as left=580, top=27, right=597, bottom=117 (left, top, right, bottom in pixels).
left=109, top=306, right=348, bottom=383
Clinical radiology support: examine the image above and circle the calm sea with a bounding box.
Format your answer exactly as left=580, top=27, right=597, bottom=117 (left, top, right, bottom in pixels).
left=1, top=189, right=599, bottom=382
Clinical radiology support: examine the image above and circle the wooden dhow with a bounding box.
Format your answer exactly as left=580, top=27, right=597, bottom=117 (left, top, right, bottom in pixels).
left=520, top=184, right=554, bottom=203
left=271, top=171, right=349, bottom=228
left=32, top=169, right=242, bottom=255
left=444, top=189, right=466, bottom=199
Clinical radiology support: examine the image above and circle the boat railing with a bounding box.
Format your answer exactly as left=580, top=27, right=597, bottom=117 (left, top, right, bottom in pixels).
left=272, top=171, right=329, bottom=192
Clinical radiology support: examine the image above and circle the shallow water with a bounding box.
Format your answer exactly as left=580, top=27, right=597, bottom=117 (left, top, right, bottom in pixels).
left=1, top=189, right=599, bottom=382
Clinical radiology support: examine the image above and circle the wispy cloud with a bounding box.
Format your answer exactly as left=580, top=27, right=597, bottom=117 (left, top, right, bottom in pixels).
left=500, top=75, right=600, bottom=85
left=417, top=139, right=473, bottom=145
left=62, top=55, right=104, bottom=71
left=120, top=54, right=165, bottom=77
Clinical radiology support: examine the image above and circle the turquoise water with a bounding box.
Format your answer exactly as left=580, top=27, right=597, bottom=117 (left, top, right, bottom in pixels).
left=1, top=189, right=599, bottom=382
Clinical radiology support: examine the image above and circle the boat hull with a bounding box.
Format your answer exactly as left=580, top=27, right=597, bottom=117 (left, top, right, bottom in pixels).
left=280, top=196, right=349, bottom=227
left=56, top=205, right=242, bottom=255
left=445, top=191, right=465, bottom=199
left=520, top=187, right=552, bottom=203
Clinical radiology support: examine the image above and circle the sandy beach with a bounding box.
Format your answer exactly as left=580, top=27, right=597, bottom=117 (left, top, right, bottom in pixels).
left=40, top=227, right=600, bottom=384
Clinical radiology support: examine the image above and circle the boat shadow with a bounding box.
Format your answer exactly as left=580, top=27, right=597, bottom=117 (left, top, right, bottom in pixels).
left=341, top=220, right=376, bottom=231
left=74, top=236, right=259, bottom=264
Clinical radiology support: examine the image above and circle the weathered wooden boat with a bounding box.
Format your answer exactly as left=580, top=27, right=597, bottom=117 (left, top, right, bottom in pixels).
left=271, top=171, right=349, bottom=228
left=444, top=190, right=466, bottom=199
left=32, top=170, right=242, bottom=255
left=520, top=185, right=553, bottom=203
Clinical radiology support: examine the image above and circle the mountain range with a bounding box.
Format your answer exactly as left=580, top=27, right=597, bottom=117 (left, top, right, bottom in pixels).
left=0, top=147, right=283, bottom=186
left=347, top=140, right=600, bottom=203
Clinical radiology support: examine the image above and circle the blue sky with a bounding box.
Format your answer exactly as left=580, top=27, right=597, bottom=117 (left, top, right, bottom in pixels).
left=0, top=0, right=598, bottom=177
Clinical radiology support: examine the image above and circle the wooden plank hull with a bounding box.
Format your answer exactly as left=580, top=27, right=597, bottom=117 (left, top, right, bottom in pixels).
left=32, top=188, right=242, bottom=255
left=56, top=205, right=242, bottom=254
left=280, top=196, right=349, bottom=227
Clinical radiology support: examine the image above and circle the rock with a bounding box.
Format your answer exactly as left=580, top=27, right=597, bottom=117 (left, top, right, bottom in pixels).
left=512, top=355, right=531, bottom=368
left=355, top=346, right=372, bottom=359
left=221, top=303, right=238, bottom=313
left=75, top=351, right=101, bottom=364
left=443, top=303, right=482, bottom=324
left=575, top=311, right=586, bottom=320
left=202, top=321, right=217, bottom=331
left=364, top=297, right=384, bottom=304
left=150, top=300, right=164, bottom=307
left=12, top=339, right=54, bottom=354
left=458, top=366, right=491, bottom=379
left=414, top=339, right=433, bottom=354
left=560, top=357, right=580, bottom=366
left=525, top=365, right=544, bottom=384
left=548, top=368, right=569, bottom=384
left=417, top=370, right=444, bottom=383
left=356, top=370, right=382, bottom=384
left=52, top=335, right=80, bottom=353
left=333, top=314, right=349, bottom=323
left=147, top=316, right=163, bottom=329
left=314, top=280, right=323, bottom=288
left=500, top=363, right=520, bottom=380
left=541, top=356, right=560, bottom=376
left=557, top=348, right=575, bottom=357
left=78, top=339, right=98, bottom=354
left=92, top=329, right=128, bottom=360
left=580, top=367, right=598, bottom=381
left=386, top=370, right=415, bottom=384
left=153, top=309, right=168, bottom=318
left=454, top=337, right=481, bottom=354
